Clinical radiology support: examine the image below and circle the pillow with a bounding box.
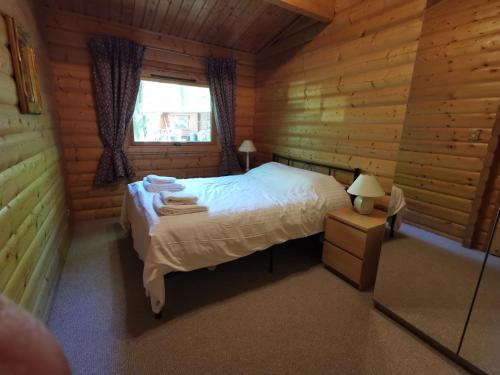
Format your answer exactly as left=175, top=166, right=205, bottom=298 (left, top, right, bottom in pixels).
left=247, top=162, right=350, bottom=205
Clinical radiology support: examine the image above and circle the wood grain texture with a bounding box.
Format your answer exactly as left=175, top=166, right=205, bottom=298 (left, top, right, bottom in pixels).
left=394, top=0, right=500, bottom=244
left=263, top=0, right=334, bottom=22
left=0, top=1, right=70, bottom=321
left=40, top=8, right=256, bottom=220
left=40, top=0, right=308, bottom=53
left=254, top=0, right=427, bottom=193
left=323, top=208, right=386, bottom=290
left=472, top=143, right=499, bottom=250
left=255, top=0, right=499, bottom=246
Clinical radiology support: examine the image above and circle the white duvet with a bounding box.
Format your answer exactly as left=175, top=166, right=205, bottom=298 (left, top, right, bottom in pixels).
left=121, top=162, right=351, bottom=313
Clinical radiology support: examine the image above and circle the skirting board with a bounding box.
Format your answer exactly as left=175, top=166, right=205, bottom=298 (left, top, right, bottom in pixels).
left=374, top=301, right=485, bottom=375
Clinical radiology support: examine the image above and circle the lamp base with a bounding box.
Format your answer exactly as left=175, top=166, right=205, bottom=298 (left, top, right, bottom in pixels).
left=353, top=196, right=374, bottom=215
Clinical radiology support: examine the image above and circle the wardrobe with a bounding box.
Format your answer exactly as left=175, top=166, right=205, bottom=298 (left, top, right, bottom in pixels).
left=374, top=0, right=500, bottom=373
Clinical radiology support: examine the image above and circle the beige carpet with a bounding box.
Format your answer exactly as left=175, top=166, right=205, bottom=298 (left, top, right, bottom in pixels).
left=47, top=219, right=465, bottom=375
left=375, top=225, right=486, bottom=352
left=375, top=223, right=500, bottom=375
left=459, top=249, right=500, bottom=374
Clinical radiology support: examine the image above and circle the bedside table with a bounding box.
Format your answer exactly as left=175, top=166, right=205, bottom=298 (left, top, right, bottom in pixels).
left=322, top=207, right=386, bottom=290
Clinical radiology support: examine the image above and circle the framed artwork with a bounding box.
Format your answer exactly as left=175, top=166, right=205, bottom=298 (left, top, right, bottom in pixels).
left=3, top=14, right=42, bottom=114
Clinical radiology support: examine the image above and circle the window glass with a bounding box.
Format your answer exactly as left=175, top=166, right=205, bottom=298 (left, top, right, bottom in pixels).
left=132, top=80, right=212, bottom=143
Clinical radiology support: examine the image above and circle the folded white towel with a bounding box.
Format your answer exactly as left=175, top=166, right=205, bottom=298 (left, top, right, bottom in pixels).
left=153, top=194, right=207, bottom=216
left=146, top=174, right=176, bottom=184
left=143, top=178, right=185, bottom=193
left=159, top=191, right=198, bottom=205
left=161, top=205, right=208, bottom=215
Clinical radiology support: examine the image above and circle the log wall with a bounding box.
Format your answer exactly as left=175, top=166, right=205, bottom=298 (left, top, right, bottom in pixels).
left=473, top=143, right=499, bottom=252
left=40, top=8, right=256, bottom=220
left=254, top=0, right=427, bottom=193
left=394, top=0, right=500, bottom=243
left=32, top=0, right=499, bottom=245
left=0, top=1, right=70, bottom=321
left=255, top=0, right=500, bottom=245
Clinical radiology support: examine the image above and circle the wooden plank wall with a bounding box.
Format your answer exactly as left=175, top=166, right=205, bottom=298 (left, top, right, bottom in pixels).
left=39, top=8, right=256, bottom=220
left=394, top=0, right=500, bottom=243
left=0, top=1, right=70, bottom=321
left=473, top=144, right=499, bottom=251
left=254, top=0, right=427, bottom=193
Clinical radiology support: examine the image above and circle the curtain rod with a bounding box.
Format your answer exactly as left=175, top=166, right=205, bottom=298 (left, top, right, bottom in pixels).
left=145, top=45, right=207, bottom=59
left=145, top=45, right=238, bottom=61
left=148, top=73, right=197, bottom=83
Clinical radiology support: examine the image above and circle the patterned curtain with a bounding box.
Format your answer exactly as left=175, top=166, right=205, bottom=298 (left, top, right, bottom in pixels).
left=207, top=58, right=242, bottom=175
left=88, top=35, right=145, bottom=185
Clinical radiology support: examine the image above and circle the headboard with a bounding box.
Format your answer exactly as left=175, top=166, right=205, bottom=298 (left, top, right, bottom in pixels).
left=272, top=153, right=361, bottom=188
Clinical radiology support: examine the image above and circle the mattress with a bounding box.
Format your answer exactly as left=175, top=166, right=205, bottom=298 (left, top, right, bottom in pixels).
left=121, top=162, right=352, bottom=313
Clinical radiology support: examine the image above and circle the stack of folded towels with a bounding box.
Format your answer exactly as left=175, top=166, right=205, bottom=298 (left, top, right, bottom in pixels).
left=143, top=175, right=185, bottom=193
left=153, top=191, right=208, bottom=216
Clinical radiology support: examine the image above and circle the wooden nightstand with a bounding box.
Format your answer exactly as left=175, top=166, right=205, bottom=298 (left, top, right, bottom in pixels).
left=322, top=207, right=386, bottom=290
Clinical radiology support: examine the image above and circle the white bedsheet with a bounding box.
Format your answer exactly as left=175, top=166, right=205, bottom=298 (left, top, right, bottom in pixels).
left=121, top=162, right=352, bottom=313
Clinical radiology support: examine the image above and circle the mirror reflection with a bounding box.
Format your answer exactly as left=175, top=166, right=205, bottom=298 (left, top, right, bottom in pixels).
left=459, top=212, right=500, bottom=374
left=373, top=0, right=500, bottom=369
left=375, top=224, right=485, bottom=352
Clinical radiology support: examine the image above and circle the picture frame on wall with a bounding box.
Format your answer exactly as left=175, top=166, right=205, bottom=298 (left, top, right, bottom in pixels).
left=3, top=14, right=42, bottom=114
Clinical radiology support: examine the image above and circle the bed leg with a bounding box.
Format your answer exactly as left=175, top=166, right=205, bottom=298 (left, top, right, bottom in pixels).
left=269, top=248, right=274, bottom=273
left=390, top=215, right=396, bottom=237
left=154, top=311, right=162, bottom=320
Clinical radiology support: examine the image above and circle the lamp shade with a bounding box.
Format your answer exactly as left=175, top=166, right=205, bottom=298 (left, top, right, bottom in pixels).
left=347, top=174, right=385, bottom=197
left=238, top=140, right=256, bottom=153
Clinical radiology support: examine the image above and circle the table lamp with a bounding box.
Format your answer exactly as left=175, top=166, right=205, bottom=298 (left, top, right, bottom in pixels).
left=238, top=140, right=256, bottom=171
left=347, top=174, right=385, bottom=215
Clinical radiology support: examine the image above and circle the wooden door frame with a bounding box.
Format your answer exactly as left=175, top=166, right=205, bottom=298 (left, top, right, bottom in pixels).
left=463, top=107, right=500, bottom=248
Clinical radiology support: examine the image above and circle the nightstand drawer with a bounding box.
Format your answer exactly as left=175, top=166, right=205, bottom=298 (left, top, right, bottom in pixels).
left=325, top=217, right=366, bottom=258
left=322, top=241, right=362, bottom=285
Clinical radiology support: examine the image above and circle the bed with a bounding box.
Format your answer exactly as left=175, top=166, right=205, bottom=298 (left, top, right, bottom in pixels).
left=120, top=154, right=359, bottom=315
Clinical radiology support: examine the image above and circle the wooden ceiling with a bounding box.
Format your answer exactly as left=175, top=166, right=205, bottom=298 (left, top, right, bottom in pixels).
left=39, top=0, right=323, bottom=53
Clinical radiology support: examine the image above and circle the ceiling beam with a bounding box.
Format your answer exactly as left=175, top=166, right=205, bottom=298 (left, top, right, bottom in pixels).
left=263, top=0, right=334, bottom=23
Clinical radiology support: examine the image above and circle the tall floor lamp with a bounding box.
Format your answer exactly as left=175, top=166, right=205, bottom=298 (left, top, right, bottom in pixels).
left=239, top=140, right=256, bottom=172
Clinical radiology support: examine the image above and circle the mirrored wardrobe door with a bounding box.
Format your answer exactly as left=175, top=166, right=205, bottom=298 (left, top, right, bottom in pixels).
left=459, top=210, right=500, bottom=374
left=374, top=223, right=487, bottom=353
left=373, top=0, right=494, bottom=354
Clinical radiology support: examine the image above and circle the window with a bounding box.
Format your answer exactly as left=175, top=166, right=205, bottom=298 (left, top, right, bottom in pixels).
left=132, top=80, right=212, bottom=143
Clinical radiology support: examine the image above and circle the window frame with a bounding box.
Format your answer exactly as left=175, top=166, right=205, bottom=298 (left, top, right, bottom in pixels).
left=128, top=77, right=216, bottom=147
